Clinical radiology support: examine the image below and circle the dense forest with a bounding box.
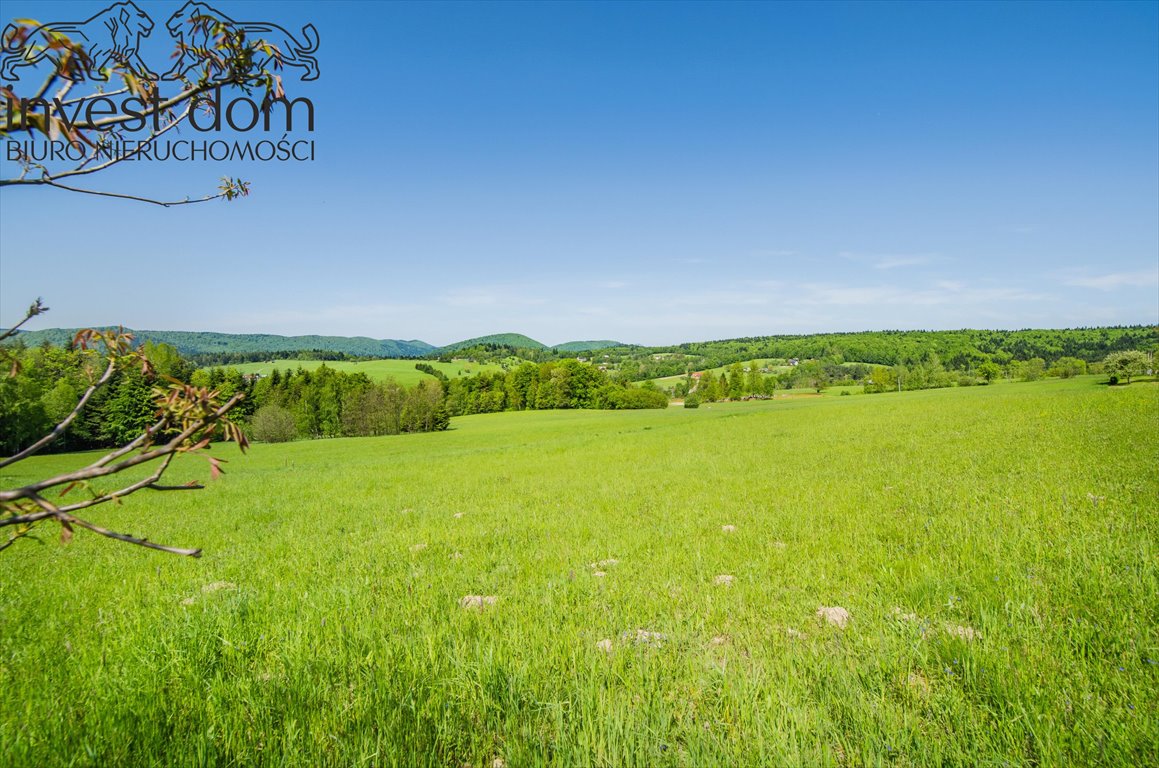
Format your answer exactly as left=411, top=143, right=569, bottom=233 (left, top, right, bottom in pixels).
left=0, top=344, right=663, bottom=454
left=443, top=360, right=668, bottom=416
left=603, top=326, right=1158, bottom=381
left=0, top=343, right=449, bottom=454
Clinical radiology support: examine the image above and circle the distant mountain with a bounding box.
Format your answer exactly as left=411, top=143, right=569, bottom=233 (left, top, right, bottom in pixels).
left=4, top=328, right=436, bottom=358
left=551, top=340, right=623, bottom=352
left=436, top=333, right=548, bottom=353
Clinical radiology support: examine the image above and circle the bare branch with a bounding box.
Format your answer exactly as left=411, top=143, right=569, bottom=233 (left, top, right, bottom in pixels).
left=0, top=508, right=57, bottom=527
left=39, top=104, right=193, bottom=182
left=53, top=454, right=178, bottom=515
left=59, top=86, right=130, bottom=106
left=64, top=513, right=202, bottom=557
left=25, top=493, right=201, bottom=557
left=31, top=68, right=60, bottom=103
left=0, top=298, right=49, bottom=342
left=33, top=180, right=232, bottom=207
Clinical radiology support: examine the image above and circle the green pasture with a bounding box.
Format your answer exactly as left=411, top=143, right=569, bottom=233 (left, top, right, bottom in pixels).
left=213, top=358, right=504, bottom=385
left=647, top=358, right=882, bottom=392
left=649, top=358, right=792, bottom=388
left=1, top=377, right=1156, bottom=766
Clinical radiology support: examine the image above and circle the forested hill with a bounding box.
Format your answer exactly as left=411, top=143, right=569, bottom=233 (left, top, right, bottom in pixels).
left=2, top=327, right=626, bottom=361
left=5, top=325, right=1152, bottom=371
left=552, top=340, right=622, bottom=352
left=436, top=333, right=548, bottom=353
left=4, top=328, right=436, bottom=358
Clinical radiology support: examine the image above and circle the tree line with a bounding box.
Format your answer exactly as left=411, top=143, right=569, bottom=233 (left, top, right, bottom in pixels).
left=603, top=326, right=1157, bottom=382
left=443, top=360, right=668, bottom=416
left=0, top=343, right=450, bottom=454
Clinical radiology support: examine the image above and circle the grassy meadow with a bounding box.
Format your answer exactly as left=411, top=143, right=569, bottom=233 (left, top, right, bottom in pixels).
left=216, top=359, right=504, bottom=385
left=1, top=377, right=1156, bottom=766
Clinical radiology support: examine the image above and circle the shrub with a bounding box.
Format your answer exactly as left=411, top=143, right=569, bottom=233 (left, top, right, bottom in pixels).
left=683, top=394, right=700, bottom=409
left=251, top=404, right=297, bottom=443
left=606, top=387, right=669, bottom=410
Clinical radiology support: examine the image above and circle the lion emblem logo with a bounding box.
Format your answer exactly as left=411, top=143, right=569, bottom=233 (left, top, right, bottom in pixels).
left=0, top=1, right=156, bottom=81
left=162, top=1, right=319, bottom=82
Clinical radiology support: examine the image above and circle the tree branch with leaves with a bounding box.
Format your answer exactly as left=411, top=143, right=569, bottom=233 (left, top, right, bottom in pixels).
left=1, top=10, right=290, bottom=205
left=1, top=302, right=248, bottom=557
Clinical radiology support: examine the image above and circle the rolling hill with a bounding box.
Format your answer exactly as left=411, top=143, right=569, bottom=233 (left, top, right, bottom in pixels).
left=435, top=333, right=548, bottom=353
left=551, top=340, right=623, bottom=352
left=4, top=328, right=436, bottom=358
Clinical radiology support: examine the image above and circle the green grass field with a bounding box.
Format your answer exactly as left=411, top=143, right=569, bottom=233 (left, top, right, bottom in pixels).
left=2, top=377, right=1156, bottom=766
left=214, top=358, right=505, bottom=386
left=648, top=359, right=876, bottom=395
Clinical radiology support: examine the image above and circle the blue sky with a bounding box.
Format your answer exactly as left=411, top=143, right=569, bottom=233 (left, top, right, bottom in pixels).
left=1, top=0, right=1156, bottom=346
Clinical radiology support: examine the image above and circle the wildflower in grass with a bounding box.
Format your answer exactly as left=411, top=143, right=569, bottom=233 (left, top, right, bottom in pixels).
left=817, top=606, right=851, bottom=629
left=906, top=671, right=930, bottom=697
left=593, top=571, right=607, bottom=578
left=713, top=574, right=735, bottom=586
left=892, top=607, right=918, bottom=622
left=596, top=639, right=614, bottom=653
left=181, top=581, right=237, bottom=605
left=709, top=635, right=729, bottom=646
left=945, top=624, right=981, bottom=641
left=449, top=551, right=463, bottom=560
left=459, top=595, right=498, bottom=610
left=409, top=543, right=428, bottom=553
left=722, top=525, right=737, bottom=533
left=453, top=512, right=465, bottom=519
left=589, top=558, right=619, bottom=568
left=622, top=628, right=665, bottom=645
left=772, top=540, right=787, bottom=549
left=786, top=628, right=805, bottom=639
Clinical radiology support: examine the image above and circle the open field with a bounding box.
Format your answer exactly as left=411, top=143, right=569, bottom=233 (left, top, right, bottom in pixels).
left=2, top=377, right=1156, bottom=766
left=214, top=359, right=505, bottom=385
left=648, top=359, right=874, bottom=395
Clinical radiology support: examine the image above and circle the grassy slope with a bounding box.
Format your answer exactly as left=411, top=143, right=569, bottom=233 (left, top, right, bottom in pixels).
left=1, top=378, right=1156, bottom=766
left=215, top=358, right=505, bottom=385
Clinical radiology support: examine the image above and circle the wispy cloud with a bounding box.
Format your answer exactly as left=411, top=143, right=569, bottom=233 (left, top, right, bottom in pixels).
left=838, top=251, right=943, bottom=270
left=1061, top=269, right=1159, bottom=291
left=873, top=255, right=933, bottom=270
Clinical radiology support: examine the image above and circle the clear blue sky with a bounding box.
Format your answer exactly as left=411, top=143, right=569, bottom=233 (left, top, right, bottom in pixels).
left=1, top=0, right=1156, bottom=346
